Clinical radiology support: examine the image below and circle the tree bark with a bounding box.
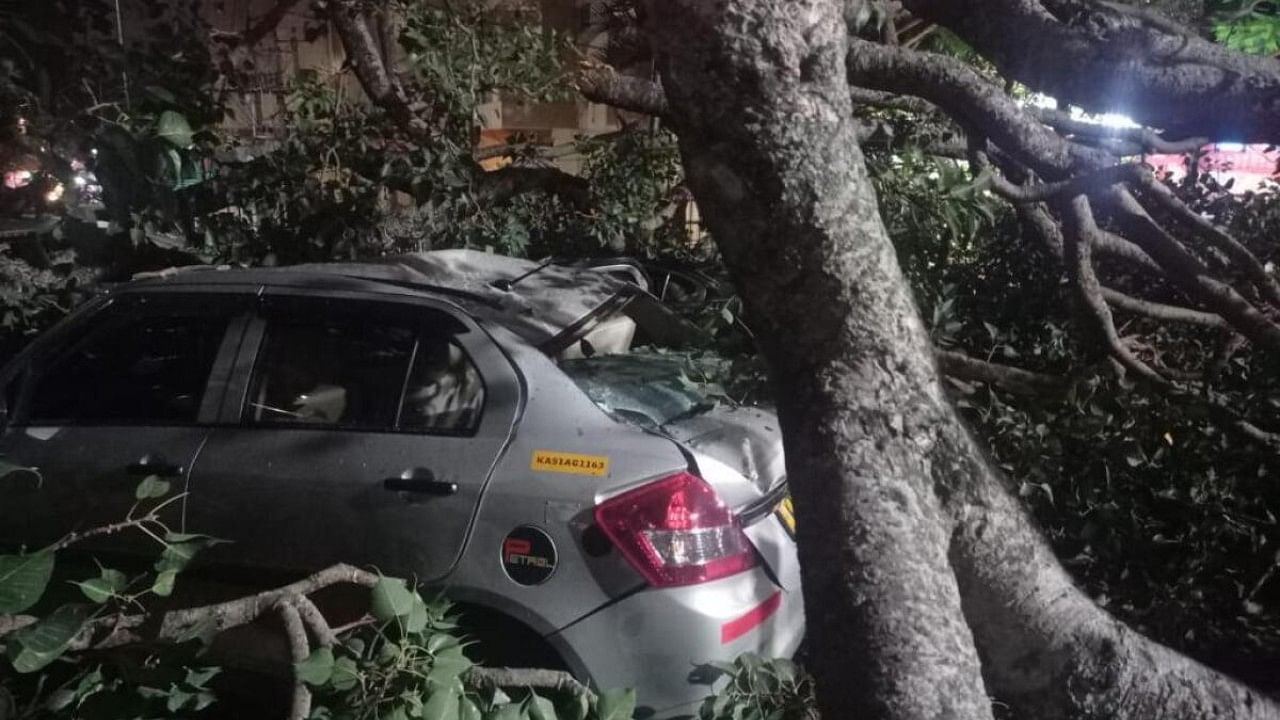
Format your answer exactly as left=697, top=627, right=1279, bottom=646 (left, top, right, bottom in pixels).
left=645, top=2, right=992, bottom=718
left=644, top=1, right=1280, bottom=718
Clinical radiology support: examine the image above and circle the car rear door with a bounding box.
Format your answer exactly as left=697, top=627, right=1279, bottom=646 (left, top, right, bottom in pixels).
left=0, top=292, right=250, bottom=551
left=184, top=291, right=521, bottom=581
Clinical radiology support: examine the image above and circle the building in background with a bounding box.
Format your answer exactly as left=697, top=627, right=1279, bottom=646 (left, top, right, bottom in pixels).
left=202, top=0, right=628, bottom=173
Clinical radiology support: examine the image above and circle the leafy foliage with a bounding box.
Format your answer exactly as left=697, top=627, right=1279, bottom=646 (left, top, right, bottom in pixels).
left=698, top=654, right=816, bottom=720
left=0, top=476, right=223, bottom=718
left=1212, top=1, right=1280, bottom=54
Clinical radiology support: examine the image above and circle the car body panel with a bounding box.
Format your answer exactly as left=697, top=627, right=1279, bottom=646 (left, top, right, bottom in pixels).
left=550, top=566, right=804, bottom=718
left=0, top=292, right=253, bottom=552
left=184, top=291, right=523, bottom=581
left=442, top=323, right=690, bottom=631
left=663, top=406, right=785, bottom=495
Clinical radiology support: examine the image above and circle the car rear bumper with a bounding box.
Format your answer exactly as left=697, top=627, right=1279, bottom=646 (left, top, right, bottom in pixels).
left=549, top=515, right=804, bottom=718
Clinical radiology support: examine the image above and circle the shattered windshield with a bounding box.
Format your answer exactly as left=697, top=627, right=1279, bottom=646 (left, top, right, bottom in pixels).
left=559, top=350, right=731, bottom=427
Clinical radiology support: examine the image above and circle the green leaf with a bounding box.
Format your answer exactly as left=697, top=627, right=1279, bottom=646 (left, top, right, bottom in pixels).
left=595, top=689, right=636, bottom=720
left=425, top=631, right=459, bottom=654
left=427, top=648, right=473, bottom=684
left=422, top=682, right=460, bottom=720
left=0, top=551, right=54, bottom=613
left=331, top=655, right=361, bottom=692
left=296, top=646, right=335, bottom=686
left=76, top=567, right=126, bottom=604
left=135, top=475, right=171, bottom=500
left=405, top=595, right=430, bottom=634
left=152, top=570, right=177, bottom=597
left=6, top=603, right=91, bottom=673
left=154, top=537, right=218, bottom=575
left=527, top=693, right=557, bottom=720
left=460, top=697, right=484, bottom=720
left=156, top=110, right=194, bottom=149
left=167, top=686, right=195, bottom=713
left=370, top=578, right=416, bottom=621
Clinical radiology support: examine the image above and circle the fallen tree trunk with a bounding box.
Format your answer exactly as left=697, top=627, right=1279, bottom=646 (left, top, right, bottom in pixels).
left=644, top=1, right=1280, bottom=718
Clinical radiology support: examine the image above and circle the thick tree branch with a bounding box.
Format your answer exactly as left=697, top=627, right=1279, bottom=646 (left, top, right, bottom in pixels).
left=1133, top=179, right=1280, bottom=308
left=935, top=349, right=1064, bottom=395
left=968, top=144, right=1144, bottom=203
left=1020, top=198, right=1164, bottom=279
left=1062, top=195, right=1168, bottom=383
left=327, top=1, right=432, bottom=141
left=278, top=601, right=312, bottom=720
left=1029, top=106, right=1208, bottom=155
left=1101, top=288, right=1228, bottom=329
left=848, top=86, right=935, bottom=113
left=577, top=64, right=669, bottom=117
left=902, top=0, right=1280, bottom=142
left=467, top=667, right=596, bottom=698
left=1104, top=187, right=1280, bottom=353
left=845, top=37, right=1108, bottom=178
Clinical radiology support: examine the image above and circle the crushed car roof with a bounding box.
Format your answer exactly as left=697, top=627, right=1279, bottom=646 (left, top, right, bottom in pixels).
left=129, top=249, right=637, bottom=346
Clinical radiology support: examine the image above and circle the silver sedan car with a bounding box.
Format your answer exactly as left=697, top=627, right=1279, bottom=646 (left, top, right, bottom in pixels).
left=0, top=250, right=803, bottom=718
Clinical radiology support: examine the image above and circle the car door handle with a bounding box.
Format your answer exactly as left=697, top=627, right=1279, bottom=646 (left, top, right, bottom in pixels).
left=126, top=454, right=184, bottom=477
left=383, top=468, right=457, bottom=496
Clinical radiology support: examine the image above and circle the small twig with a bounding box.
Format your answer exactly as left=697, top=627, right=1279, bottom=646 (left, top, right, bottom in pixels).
left=44, top=514, right=159, bottom=553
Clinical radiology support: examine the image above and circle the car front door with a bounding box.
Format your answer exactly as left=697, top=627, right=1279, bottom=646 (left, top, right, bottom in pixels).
left=0, top=292, right=250, bottom=551
left=185, top=292, right=521, bottom=581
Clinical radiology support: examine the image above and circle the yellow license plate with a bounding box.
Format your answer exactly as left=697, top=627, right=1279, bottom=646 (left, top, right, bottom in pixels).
left=775, top=496, right=796, bottom=538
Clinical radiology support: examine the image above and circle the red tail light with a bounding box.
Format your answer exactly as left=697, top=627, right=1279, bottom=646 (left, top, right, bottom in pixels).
left=594, top=471, right=757, bottom=587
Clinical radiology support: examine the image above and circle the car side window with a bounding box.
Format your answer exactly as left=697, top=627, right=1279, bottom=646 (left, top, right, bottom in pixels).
left=25, top=307, right=233, bottom=425
left=246, top=304, right=485, bottom=434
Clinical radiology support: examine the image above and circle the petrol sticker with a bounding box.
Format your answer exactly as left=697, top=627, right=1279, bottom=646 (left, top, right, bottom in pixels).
left=530, top=450, right=609, bottom=477
left=501, top=526, right=558, bottom=586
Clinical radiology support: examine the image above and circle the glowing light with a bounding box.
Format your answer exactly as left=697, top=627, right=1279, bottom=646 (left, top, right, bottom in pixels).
left=45, top=183, right=65, bottom=203
left=3, top=170, right=33, bottom=189
left=1217, top=142, right=1246, bottom=153
left=73, top=175, right=87, bottom=187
